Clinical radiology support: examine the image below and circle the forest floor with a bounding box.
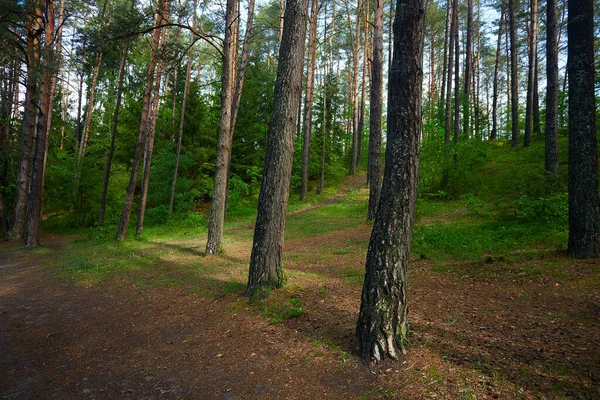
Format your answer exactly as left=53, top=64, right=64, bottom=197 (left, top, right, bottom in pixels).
left=1, top=174, right=599, bottom=399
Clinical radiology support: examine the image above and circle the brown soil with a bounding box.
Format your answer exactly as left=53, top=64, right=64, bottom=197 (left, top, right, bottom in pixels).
left=1, top=187, right=599, bottom=399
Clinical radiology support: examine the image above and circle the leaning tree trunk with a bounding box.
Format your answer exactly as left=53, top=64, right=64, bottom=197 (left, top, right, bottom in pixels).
left=355, top=0, right=425, bottom=363
left=567, top=0, right=599, bottom=258
left=508, top=0, right=519, bottom=148
left=545, top=0, right=559, bottom=173
left=300, top=0, right=319, bottom=201
left=24, top=0, right=54, bottom=249
left=524, top=0, right=538, bottom=147
left=491, top=1, right=505, bottom=141
left=11, top=5, right=42, bottom=240
left=99, top=43, right=129, bottom=226
left=116, top=5, right=164, bottom=241
left=137, top=12, right=169, bottom=237
left=205, top=0, right=237, bottom=254
left=367, top=0, right=384, bottom=221
left=246, top=0, right=308, bottom=297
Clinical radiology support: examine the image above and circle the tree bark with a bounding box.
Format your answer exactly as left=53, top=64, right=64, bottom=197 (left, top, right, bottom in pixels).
left=205, top=0, right=237, bottom=254
left=444, top=0, right=455, bottom=144
left=355, top=0, right=425, bottom=363
left=246, top=0, right=308, bottom=297
left=463, top=0, right=472, bottom=139
left=490, top=2, right=505, bottom=141
left=116, top=4, right=164, bottom=241
left=439, top=0, right=450, bottom=121
left=453, top=10, right=459, bottom=144
left=367, top=0, right=383, bottom=221
left=99, top=44, right=129, bottom=226
left=11, top=4, right=42, bottom=240
left=345, top=0, right=362, bottom=176
left=567, top=0, right=599, bottom=258
left=137, top=9, right=169, bottom=237
left=545, top=0, right=559, bottom=173
left=508, top=0, right=518, bottom=148
left=24, top=0, right=55, bottom=249
left=300, top=0, right=319, bottom=201
left=524, top=0, right=538, bottom=147
left=357, top=20, right=368, bottom=167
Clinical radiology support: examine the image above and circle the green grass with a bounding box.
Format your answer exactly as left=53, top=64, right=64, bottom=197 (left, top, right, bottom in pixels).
left=263, top=297, right=306, bottom=323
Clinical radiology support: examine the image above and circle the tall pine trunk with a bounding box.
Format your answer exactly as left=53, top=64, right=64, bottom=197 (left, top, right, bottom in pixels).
left=444, top=0, right=455, bottom=144
left=11, top=4, right=42, bottom=240
left=246, top=0, right=308, bottom=297
left=367, top=0, right=384, bottom=221
left=300, top=0, right=319, bottom=201
left=24, top=0, right=55, bottom=249
left=355, top=0, right=425, bottom=363
left=508, top=0, right=519, bottom=148
left=490, top=1, right=505, bottom=141
left=463, top=0, right=472, bottom=139
left=205, top=0, right=237, bottom=254
left=524, top=0, right=538, bottom=147
left=545, top=0, right=559, bottom=173
left=137, top=8, right=169, bottom=237
left=567, top=0, right=599, bottom=258
left=116, top=4, right=164, bottom=241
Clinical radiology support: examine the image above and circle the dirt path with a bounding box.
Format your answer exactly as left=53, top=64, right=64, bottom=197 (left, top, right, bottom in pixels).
left=1, top=186, right=600, bottom=399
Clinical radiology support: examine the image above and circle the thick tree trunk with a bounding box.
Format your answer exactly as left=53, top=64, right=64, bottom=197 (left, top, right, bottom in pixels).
left=508, top=0, right=518, bottom=148
left=524, top=0, right=538, bottom=147
left=491, top=2, right=505, bottom=141
left=567, top=0, right=599, bottom=258
left=355, top=0, right=425, bottom=363
left=300, top=0, right=319, bottom=201
left=367, top=0, right=383, bottom=221
left=246, top=0, right=308, bottom=297
left=24, top=0, right=55, bottom=249
left=205, top=0, right=237, bottom=254
left=116, top=5, right=164, bottom=241
left=545, top=0, right=559, bottom=173
left=11, top=6, right=42, bottom=240
left=99, top=44, right=129, bottom=226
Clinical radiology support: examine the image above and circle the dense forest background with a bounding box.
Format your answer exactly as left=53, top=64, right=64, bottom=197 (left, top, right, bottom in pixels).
left=0, top=0, right=598, bottom=245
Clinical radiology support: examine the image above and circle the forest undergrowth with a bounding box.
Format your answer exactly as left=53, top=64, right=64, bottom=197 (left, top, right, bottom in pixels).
left=1, top=135, right=599, bottom=399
